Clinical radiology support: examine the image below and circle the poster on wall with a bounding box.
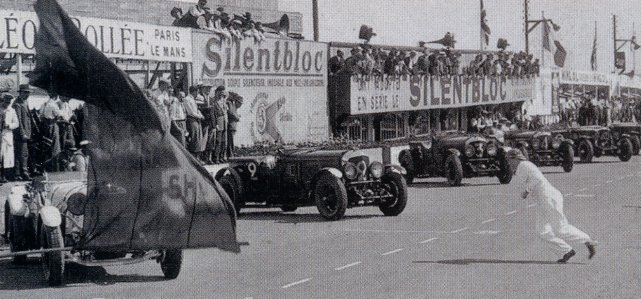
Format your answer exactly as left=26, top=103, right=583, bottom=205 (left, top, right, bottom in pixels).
left=192, top=31, right=329, bottom=146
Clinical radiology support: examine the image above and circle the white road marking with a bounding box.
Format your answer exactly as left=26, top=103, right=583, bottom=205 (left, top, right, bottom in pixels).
left=481, top=218, right=496, bottom=224
left=334, top=261, right=362, bottom=271
left=564, top=193, right=573, bottom=196
left=472, top=230, right=500, bottom=235
left=450, top=227, right=469, bottom=234
left=419, top=237, right=439, bottom=244
left=344, top=229, right=449, bottom=234
left=594, top=184, right=602, bottom=187
left=527, top=203, right=537, bottom=208
left=282, top=278, right=312, bottom=289
left=573, top=194, right=595, bottom=198
left=578, top=188, right=587, bottom=192
left=504, top=210, right=518, bottom=216
left=606, top=180, right=614, bottom=183
left=381, top=249, right=404, bottom=256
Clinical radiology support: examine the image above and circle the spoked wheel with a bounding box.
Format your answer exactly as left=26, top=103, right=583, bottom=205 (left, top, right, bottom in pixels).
left=160, top=250, right=183, bottom=279
left=631, top=135, right=641, bottom=155
left=444, top=154, right=463, bottom=186
left=314, top=173, right=348, bottom=221
left=561, top=145, right=574, bottom=173
left=40, top=224, right=65, bottom=286
left=578, top=140, right=593, bottom=163
left=618, top=138, right=633, bottom=162
left=398, top=150, right=415, bottom=184
left=379, top=172, right=408, bottom=216
left=217, top=168, right=245, bottom=214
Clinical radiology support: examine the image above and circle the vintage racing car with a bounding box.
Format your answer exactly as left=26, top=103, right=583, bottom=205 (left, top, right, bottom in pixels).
left=214, top=148, right=408, bottom=220
left=398, top=133, right=512, bottom=186
left=552, top=125, right=634, bottom=163
left=609, top=122, right=641, bottom=155
left=504, top=130, right=574, bottom=172
left=3, top=173, right=185, bottom=286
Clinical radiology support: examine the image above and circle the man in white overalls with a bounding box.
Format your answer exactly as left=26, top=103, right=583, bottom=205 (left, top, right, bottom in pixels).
left=507, top=149, right=597, bottom=263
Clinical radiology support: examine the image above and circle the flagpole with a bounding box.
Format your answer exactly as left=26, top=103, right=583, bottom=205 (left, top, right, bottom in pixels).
left=479, top=0, right=483, bottom=50
left=541, top=11, right=545, bottom=67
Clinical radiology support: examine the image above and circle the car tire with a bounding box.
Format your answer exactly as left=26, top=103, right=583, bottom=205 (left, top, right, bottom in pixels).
left=618, top=138, right=633, bottom=162
left=160, top=250, right=183, bottom=279
left=398, top=150, right=415, bottom=184
left=314, top=172, right=348, bottom=221
left=9, top=213, right=34, bottom=265
left=517, top=145, right=529, bottom=161
left=578, top=139, right=593, bottom=163
left=280, top=205, right=298, bottom=212
left=497, top=153, right=513, bottom=184
left=40, top=224, right=65, bottom=287
left=379, top=172, right=408, bottom=216
left=630, top=135, right=640, bottom=155
left=444, top=154, right=463, bottom=186
left=561, top=145, right=574, bottom=173
left=218, top=168, right=245, bottom=214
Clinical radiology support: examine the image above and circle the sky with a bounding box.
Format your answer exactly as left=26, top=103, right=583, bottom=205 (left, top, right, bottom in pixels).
left=176, top=0, right=641, bottom=73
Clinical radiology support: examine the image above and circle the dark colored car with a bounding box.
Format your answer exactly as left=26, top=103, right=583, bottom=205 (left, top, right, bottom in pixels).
left=398, top=133, right=512, bottom=186
left=504, top=130, right=574, bottom=172
left=213, top=148, right=408, bottom=221
left=609, top=123, right=641, bottom=155
left=552, top=125, right=634, bottom=163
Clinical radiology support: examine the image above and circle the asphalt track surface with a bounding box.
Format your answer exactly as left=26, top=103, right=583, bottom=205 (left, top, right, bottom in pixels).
left=1, top=155, right=640, bottom=298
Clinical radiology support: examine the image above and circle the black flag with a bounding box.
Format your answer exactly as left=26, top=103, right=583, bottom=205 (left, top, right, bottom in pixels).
left=31, top=0, right=240, bottom=252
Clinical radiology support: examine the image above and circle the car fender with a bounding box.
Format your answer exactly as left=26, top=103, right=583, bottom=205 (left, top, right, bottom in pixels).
left=516, top=141, right=529, bottom=149
left=385, top=165, right=407, bottom=176
left=7, top=185, right=28, bottom=216
left=321, top=167, right=343, bottom=179
left=39, top=206, right=62, bottom=228
left=446, top=148, right=461, bottom=157
left=618, top=135, right=632, bottom=145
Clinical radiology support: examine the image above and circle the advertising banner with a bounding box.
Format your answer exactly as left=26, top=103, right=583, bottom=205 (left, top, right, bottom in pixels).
left=349, top=75, right=535, bottom=115
left=192, top=31, right=329, bottom=146
left=0, top=10, right=191, bottom=62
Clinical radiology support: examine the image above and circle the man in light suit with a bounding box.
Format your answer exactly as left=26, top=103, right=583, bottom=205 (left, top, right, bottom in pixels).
left=226, top=92, right=242, bottom=159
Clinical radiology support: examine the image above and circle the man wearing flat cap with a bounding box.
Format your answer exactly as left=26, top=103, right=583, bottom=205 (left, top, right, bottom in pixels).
left=506, top=149, right=597, bottom=263
left=13, top=84, right=33, bottom=180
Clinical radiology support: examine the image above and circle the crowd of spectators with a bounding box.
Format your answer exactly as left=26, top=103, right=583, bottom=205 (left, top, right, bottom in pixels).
left=329, top=46, right=540, bottom=77
left=559, top=96, right=641, bottom=126
left=146, top=80, right=243, bottom=165
left=170, top=0, right=275, bottom=43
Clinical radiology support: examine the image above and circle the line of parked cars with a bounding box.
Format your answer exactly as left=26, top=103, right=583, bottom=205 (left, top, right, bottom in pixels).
left=4, top=122, right=639, bottom=287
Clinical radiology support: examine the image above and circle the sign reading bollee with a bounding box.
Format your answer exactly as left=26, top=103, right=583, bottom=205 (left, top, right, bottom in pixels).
left=350, top=75, right=535, bottom=115
left=0, top=9, right=191, bottom=62
left=192, top=31, right=329, bottom=146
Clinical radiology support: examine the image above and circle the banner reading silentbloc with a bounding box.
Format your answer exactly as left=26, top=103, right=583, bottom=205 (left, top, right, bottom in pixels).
left=192, top=31, right=329, bottom=146
left=0, top=9, right=191, bottom=62
left=349, top=75, right=536, bottom=115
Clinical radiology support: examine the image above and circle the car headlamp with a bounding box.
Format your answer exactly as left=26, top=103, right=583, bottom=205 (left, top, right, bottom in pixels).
left=343, top=162, right=358, bottom=180
left=486, top=143, right=498, bottom=156
left=369, top=161, right=384, bottom=179
left=464, top=145, right=475, bottom=157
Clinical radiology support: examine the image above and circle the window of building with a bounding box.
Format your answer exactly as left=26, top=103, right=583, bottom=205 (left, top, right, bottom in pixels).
left=379, top=113, right=406, bottom=141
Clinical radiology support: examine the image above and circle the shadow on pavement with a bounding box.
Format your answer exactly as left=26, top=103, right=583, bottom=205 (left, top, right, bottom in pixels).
left=239, top=211, right=381, bottom=223
left=409, top=181, right=501, bottom=189
left=0, top=258, right=166, bottom=290
left=412, top=259, right=585, bottom=265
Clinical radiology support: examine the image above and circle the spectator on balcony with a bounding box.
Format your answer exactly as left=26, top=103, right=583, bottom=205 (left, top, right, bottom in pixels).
left=178, top=0, right=210, bottom=29
left=240, top=12, right=255, bottom=31
left=415, top=49, right=430, bottom=75
left=383, top=49, right=397, bottom=75
left=228, top=19, right=244, bottom=40
left=342, top=47, right=364, bottom=75
left=530, top=59, right=540, bottom=75
left=329, top=50, right=345, bottom=75
left=244, top=22, right=265, bottom=42
left=170, top=7, right=184, bottom=26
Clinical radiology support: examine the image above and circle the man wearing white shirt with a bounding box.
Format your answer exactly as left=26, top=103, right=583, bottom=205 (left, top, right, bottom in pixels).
left=184, top=86, right=205, bottom=157
left=507, top=149, right=597, bottom=263
left=168, top=90, right=187, bottom=146
left=58, top=96, right=75, bottom=148
left=39, top=92, right=62, bottom=160
left=1, top=94, right=19, bottom=182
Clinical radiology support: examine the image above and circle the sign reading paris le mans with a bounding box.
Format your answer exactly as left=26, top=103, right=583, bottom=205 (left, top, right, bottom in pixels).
left=192, top=30, right=329, bottom=146
left=349, top=75, right=535, bottom=115
left=0, top=9, right=191, bottom=62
